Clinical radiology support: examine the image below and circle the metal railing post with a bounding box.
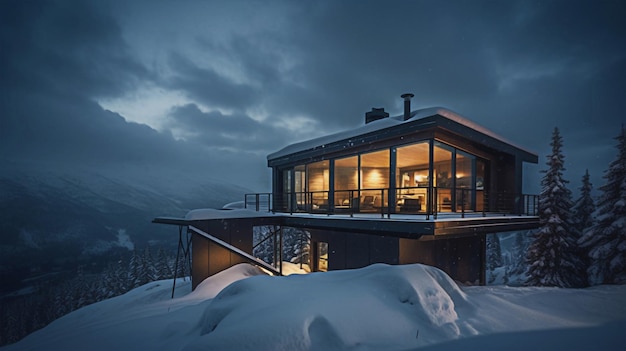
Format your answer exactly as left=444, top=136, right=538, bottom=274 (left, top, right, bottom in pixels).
left=433, top=187, right=436, bottom=219
left=482, top=191, right=486, bottom=217
left=461, top=189, right=466, bottom=218
left=380, top=189, right=384, bottom=218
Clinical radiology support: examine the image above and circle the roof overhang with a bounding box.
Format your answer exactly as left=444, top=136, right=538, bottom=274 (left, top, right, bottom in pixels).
left=267, top=107, right=538, bottom=167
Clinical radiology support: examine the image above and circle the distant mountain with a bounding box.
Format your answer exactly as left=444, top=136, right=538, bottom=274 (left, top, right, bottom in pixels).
left=0, top=161, right=252, bottom=293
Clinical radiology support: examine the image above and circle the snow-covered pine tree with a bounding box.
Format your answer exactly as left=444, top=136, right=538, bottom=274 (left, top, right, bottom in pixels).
left=525, top=127, right=586, bottom=288
left=127, top=250, right=142, bottom=288
left=288, top=228, right=311, bottom=269
left=253, top=225, right=277, bottom=265
left=155, top=248, right=173, bottom=280
left=98, top=262, right=118, bottom=299
left=578, top=127, right=626, bottom=285
left=486, top=233, right=503, bottom=270
left=507, top=231, right=530, bottom=279
left=141, top=246, right=157, bottom=283
left=486, top=233, right=503, bottom=284
left=175, top=249, right=189, bottom=279
left=572, top=170, right=596, bottom=235
left=571, top=169, right=596, bottom=275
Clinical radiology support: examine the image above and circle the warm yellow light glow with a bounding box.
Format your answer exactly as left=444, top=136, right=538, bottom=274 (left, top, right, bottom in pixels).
left=367, top=169, right=383, bottom=183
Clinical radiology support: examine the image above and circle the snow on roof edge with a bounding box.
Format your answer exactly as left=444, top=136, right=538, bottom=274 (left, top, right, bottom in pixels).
left=267, top=107, right=537, bottom=161
left=434, top=108, right=538, bottom=157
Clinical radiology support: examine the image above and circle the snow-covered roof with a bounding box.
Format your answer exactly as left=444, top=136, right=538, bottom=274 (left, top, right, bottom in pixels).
left=268, top=107, right=536, bottom=161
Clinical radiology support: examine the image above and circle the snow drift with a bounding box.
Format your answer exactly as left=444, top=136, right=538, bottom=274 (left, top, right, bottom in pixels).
left=186, top=264, right=475, bottom=350
left=3, top=263, right=626, bottom=351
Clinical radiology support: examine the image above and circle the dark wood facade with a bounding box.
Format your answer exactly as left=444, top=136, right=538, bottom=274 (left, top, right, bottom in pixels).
left=154, top=212, right=538, bottom=288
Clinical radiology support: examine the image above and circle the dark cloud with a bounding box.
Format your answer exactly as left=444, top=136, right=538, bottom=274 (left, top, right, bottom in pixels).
left=166, top=53, right=261, bottom=112
left=0, top=0, right=148, bottom=99
left=1, top=0, right=153, bottom=164
left=1, top=0, right=624, bottom=193
left=0, top=0, right=264, bottom=188
left=167, top=103, right=285, bottom=152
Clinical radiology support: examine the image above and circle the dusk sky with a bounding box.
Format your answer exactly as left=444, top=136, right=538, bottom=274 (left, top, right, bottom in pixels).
left=1, top=0, right=625, bottom=194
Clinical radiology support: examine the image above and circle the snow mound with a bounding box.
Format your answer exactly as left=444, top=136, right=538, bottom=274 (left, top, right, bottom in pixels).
left=183, top=263, right=266, bottom=301
left=4, top=263, right=626, bottom=351
left=185, top=263, right=476, bottom=350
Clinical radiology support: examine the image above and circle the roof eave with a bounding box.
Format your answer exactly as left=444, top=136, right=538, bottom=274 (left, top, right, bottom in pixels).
left=267, top=107, right=538, bottom=167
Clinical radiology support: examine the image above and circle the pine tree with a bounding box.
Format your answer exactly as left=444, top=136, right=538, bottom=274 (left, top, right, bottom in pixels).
left=525, top=127, right=586, bottom=287
left=175, top=249, right=189, bottom=279
left=508, top=231, right=530, bottom=279
left=572, top=170, right=596, bottom=235
left=288, top=229, right=311, bottom=269
left=486, top=233, right=503, bottom=270
left=141, top=246, right=156, bottom=284
left=128, top=250, right=142, bottom=289
left=253, top=225, right=276, bottom=264
left=155, top=248, right=173, bottom=280
left=571, top=170, right=596, bottom=277
left=578, top=127, right=626, bottom=285
left=105, top=255, right=128, bottom=294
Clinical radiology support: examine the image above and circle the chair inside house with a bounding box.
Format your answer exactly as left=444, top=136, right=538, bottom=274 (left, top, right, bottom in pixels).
left=313, top=198, right=328, bottom=211
left=441, top=197, right=452, bottom=211
left=361, top=195, right=376, bottom=210
left=400, top=198, right=421, bottom=212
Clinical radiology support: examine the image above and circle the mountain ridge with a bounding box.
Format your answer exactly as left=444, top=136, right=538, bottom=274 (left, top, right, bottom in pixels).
left=0, top=162, right=253, bottom=293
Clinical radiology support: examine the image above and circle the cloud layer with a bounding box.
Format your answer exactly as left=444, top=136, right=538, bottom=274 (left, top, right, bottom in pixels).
left=1, top=0, right=624, bottom=192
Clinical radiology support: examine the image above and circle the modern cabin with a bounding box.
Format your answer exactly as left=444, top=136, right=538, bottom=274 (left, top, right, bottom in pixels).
left=154, top=94, right=540, bottom=289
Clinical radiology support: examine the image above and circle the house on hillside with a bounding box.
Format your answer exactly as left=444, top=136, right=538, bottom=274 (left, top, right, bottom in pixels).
left=154, top=94, right=540, bottom=289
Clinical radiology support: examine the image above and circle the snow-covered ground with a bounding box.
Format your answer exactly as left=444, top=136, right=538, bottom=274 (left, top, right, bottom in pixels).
left=3, top=263, right=626, bottom=351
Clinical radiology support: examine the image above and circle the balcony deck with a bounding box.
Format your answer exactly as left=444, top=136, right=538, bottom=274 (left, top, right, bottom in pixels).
left=155, top=208, right=539, bottom=240
left=235, top=190, right=539, bottom=238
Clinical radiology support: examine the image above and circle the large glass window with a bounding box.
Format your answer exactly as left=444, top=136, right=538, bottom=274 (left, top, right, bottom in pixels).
left=279, top=139, right=487, bottom=214
left=294, top=165, right=306, bottom=211
left=334, top=156, right=358, bottom=210
left=476, top=159, right=486, bottom=211
left=434, top=142, right=453, bottom=211
left=307, top=160, right=329, bottom=210
left=396, top=142, right=430, bottom=212
left=282, top=169, right=292, bottom=211
left=455, top=151, right=475, bottom=211
left=360, top=149, right=390, bottom=210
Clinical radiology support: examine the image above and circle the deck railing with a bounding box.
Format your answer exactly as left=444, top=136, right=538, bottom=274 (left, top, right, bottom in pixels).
left=244, top=188, right=538, bottom=218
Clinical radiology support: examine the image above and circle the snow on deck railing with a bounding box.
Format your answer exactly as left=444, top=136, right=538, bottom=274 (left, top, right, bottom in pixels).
left=244, top=193, right=272, bottom=212
left=245, top=189, right=538, bottom=219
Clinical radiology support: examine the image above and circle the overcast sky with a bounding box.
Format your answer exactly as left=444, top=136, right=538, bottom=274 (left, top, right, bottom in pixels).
left=1, top=0, right=624, bottom=194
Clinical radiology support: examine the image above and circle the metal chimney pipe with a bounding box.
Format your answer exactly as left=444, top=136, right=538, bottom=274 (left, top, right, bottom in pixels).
left=401, top=93, right=414, bottom=121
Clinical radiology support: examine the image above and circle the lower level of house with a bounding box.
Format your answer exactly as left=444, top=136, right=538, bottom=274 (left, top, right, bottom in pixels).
left=154, top=211, right=538, bottom=289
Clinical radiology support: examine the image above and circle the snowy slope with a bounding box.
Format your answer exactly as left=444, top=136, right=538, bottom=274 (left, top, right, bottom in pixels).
left=3, top=263, right=625, bottom=351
